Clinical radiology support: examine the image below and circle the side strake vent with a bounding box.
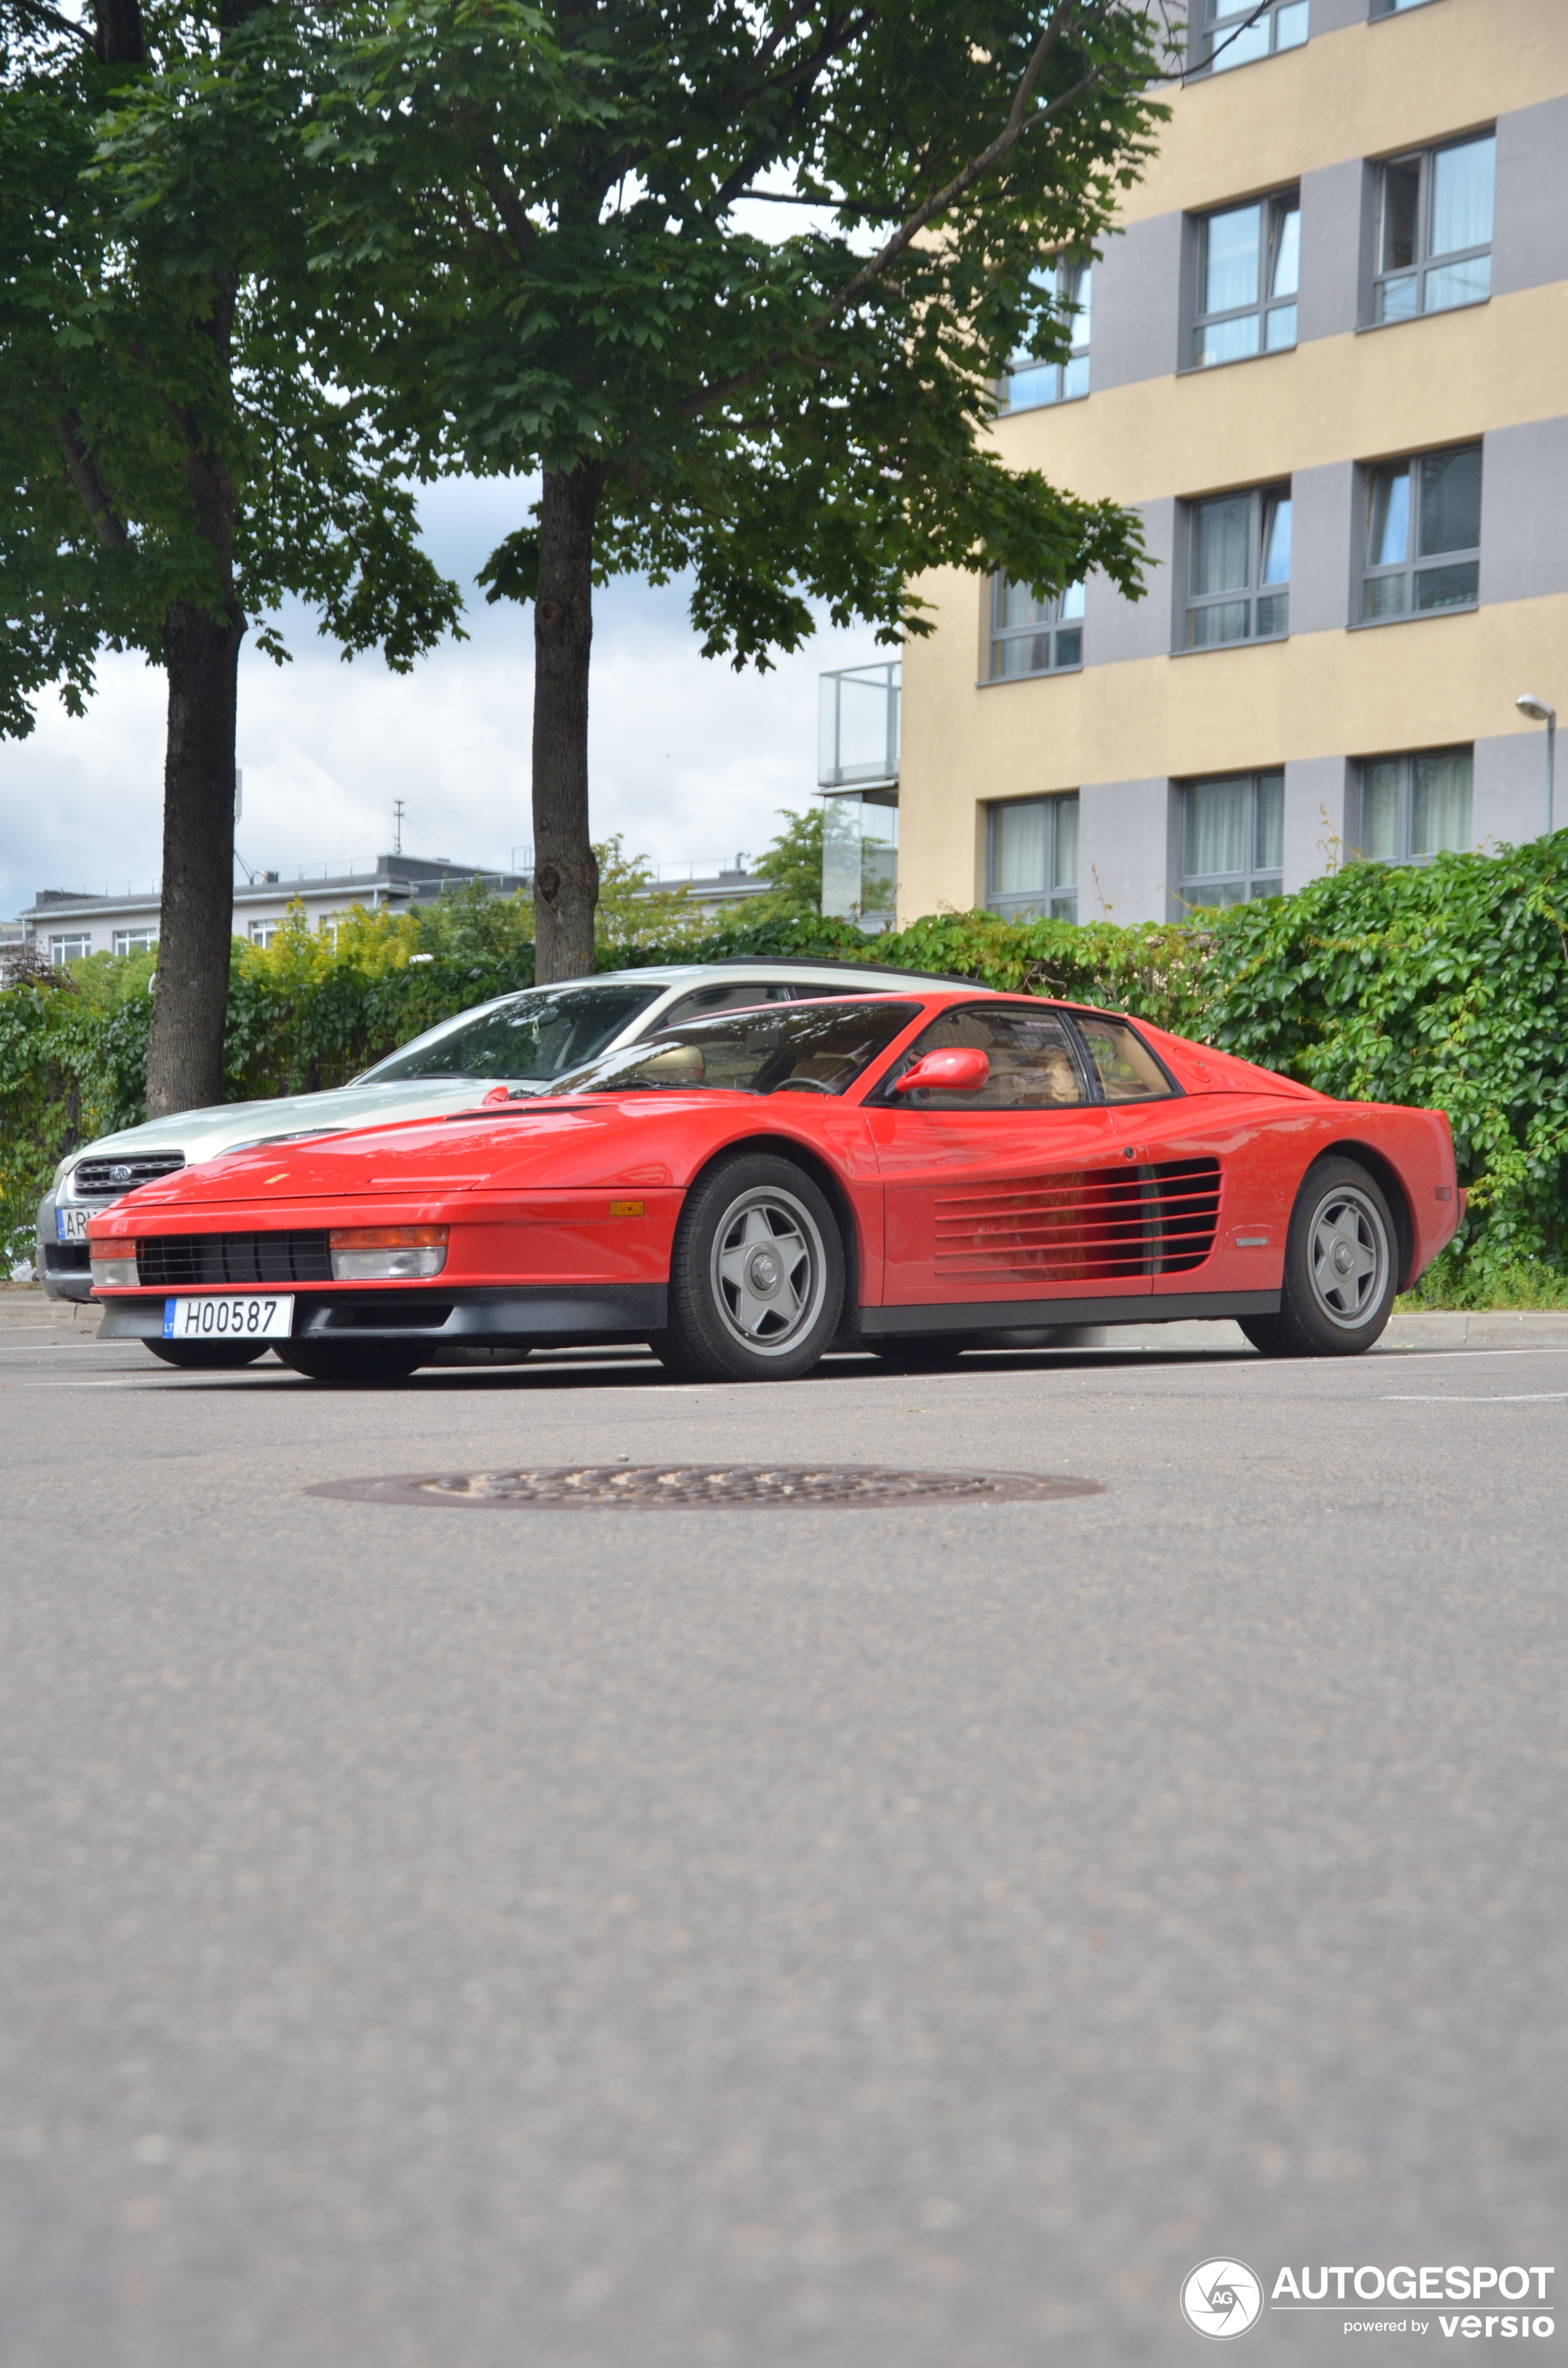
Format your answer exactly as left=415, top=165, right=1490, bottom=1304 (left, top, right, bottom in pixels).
left=933, top=1158, right=1221, bottom=1282
left=136, top=1231, right=333, bottom=1288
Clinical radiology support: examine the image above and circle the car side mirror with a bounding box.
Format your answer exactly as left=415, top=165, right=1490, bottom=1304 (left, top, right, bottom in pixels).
left=893, top=1047, right=990, bottom=1095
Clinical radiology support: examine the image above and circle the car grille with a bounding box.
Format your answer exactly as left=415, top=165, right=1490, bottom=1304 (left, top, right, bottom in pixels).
left=136, top=1230, right=333, bottom=1287
left=933, top=1157, right=1221, bottom=1282
left=72, top=1150, right=186, bottom=1197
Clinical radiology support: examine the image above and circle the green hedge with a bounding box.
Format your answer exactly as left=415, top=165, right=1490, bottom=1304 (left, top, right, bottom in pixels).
left=7, top=839, right=1568, bottom=1302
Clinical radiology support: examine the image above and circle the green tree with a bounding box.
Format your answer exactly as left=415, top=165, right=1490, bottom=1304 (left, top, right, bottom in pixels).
left=0, top=0, right=461, bottom=1115
left=303, top=0, right=1171, bottom=981
left=750, top=806, right=824, bottom=918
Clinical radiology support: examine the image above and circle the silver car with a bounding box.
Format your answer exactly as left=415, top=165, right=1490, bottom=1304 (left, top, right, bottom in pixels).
left=37, top=956, right=977, bottom=1302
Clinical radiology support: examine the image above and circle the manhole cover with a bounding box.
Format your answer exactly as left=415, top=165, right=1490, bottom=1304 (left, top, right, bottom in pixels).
left=307, top=1463, right=1103, bottom=1511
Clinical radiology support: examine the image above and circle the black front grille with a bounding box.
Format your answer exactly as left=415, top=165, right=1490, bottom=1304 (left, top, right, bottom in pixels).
left=73, top=1151, right=186, bottom=1196
left=44, top=1242, right=91, bottom=1274
left=136, top=1230, right=332, bottom=1287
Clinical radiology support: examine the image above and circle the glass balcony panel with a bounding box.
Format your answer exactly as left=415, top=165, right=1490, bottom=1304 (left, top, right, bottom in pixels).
left=1413, top=560, right=1479, bottom=611
left=821, top=797, right=864, bottom=919
left=1186, top=600, right=1249, bottom=648
left=1424, top=255, right=1491, bottom=314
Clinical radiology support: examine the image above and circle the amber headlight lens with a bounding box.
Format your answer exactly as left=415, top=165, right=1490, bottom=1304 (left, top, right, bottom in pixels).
left=328, top=1224, right=448, bottom=1281
left=90, top=1242, right=140, bottom=1289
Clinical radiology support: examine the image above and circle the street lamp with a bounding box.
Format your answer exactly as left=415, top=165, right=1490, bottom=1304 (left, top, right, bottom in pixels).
left=1516, top=694, right=1557, bottom=835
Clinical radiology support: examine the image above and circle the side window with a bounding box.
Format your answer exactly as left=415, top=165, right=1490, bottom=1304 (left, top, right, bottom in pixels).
left=1372, top=133, right=1494, bottom=324
left=1362, top=444, right=1480, bottom=621
left=1184, top=485, right=1291, bottom=648
left=1191, top=192, right=1299, bottom=367
left=1072, top=1017, right=1175, bottom=1103
left=657, top=983, right=792, bottom=1027
left=878, top=1007, right=1087, bottom=1111
left=998, top=259, right=1091, bottom=413
left=1191, top=0, right=1307, bottom=73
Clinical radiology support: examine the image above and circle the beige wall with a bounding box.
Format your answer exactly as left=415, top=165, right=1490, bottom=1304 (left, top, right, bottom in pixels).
left=896, top=0, right=1568, bottom=926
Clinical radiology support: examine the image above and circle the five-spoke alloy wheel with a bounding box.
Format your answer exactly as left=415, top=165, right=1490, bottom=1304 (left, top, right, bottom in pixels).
left=1241, top=1156, right=1399, bottom=1358
left=654, top=1154, right=844, bottom=1381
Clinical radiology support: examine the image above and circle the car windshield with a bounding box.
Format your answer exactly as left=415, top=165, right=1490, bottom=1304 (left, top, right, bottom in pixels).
left=357, top=982, right=665, bottom=1083
left=554, top=1000, right=921, bottom=1098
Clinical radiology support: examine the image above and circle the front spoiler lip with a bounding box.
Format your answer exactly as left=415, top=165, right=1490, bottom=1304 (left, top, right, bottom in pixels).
left=95, top=1282, right=669, bottom=1345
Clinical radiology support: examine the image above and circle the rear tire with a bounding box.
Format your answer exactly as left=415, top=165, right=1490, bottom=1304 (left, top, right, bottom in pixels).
left=144, top=1338, right=269, bottom=1370
left=1241, top=1157, right=1397, bottom=1358
left=277, top=1340, right=426, bottom=1384
left=656, top=1154, right=843, bottom=1381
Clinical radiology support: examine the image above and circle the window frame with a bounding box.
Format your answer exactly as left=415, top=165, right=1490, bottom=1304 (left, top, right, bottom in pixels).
left=112, top=928, right=156, bottom=956
left=986, top=792, right=1080, bottom=924
left=1369, top=0, right=1443, bottom=18
left=1189, top=0, right=1308, bottom=73
left=1180, top=483, right=1292, bottom=652
left=997, top=258, right=1090, bottom=415
left=1350, top=747, right=1474, bottom=867
left=248, top=918, right=281, bottom=948
left=1190, top=189, right=1301, bottom=369
left=1179, top=771, right=1287, bottom=910
left=1358, top=442, right=1482, bottom=625
left=986, top=574, right=1085, bottom=682
left=49, top=933, right=91, bottom=965
left=1370, top=131, right=1495, bottom=326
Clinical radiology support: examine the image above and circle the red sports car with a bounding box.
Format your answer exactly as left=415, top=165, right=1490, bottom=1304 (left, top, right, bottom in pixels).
left=87, top=990, right=1460, bottom=1382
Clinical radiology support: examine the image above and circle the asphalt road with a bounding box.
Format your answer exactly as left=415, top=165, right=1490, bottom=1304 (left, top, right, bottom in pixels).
left=1, top=1313, right=1564, bottom=2366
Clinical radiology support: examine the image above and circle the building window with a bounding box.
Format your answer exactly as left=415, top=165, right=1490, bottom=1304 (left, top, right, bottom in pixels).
left=248, top=919, right=280, bottom=948
left=49, top=934, right=91, bottom=964
left=999, top=260, right=1090, bottom=412
left=1180, top=772, right=1285, bottom=908
left=112, top=929, right=156, bottom=956
left=1373, top=133, right=1494, bottom=324
left=987, top=794, right=1079, bottom=923
left=1354, top=748, right=1472, bottom=864
left=1191, top=0, right=1307, bottom=71
left=988, top=575, right=1084, bottom=679
left=1183, top=485, right=1290, bottom=649
left=1192, top=193, right=1298, bottom=367
left=1362, top=443, right=1480, bottom=621
left=1370, top=0, right=1441, bottom=15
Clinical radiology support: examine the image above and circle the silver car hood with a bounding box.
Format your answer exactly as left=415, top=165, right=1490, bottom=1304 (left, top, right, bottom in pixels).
left=60, top=1075, right=538, bottom=1178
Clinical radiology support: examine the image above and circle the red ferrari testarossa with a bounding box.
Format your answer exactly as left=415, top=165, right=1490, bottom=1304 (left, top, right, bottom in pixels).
left=88, top=989, right=1459, bottom=1382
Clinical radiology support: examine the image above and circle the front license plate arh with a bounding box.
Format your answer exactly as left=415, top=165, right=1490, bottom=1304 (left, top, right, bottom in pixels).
left=164, top=1294, right=294, bottom=1341
left=56, top=1207, right=91, bottom=1242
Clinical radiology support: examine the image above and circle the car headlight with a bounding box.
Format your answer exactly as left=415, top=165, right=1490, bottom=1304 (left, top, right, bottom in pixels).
left=90, top=1242, right=140, bottom=1289
left=329, top=1225, right=449, bottom=1281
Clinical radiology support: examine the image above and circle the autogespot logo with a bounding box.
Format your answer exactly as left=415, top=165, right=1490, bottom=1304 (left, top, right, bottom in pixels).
left=1182, top=2260, right=1264, bottom=2340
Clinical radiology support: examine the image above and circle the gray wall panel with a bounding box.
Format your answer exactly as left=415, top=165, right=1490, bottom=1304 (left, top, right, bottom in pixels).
left=1283, top=756, right=1351, bottom=892
left=1078, top=777, right=1174, bottom=926
left=1475, top=730, right=1554, bottom=850
left=1290, top=460, right=1356, bottom=635
left=1091, top=214, right=1182, bottom=393
left=1309, top=0, right=1366, bottom=31
left=1086, top=501, right=1174, bottom=668
left=1493, top=96, right=1568, bottom=299
left=1297, top=160, right=1364, bottom=342
left=1478, top=417, right=1568, bottom=606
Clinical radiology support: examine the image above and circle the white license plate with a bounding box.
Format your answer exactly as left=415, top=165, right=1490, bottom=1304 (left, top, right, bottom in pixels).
left=56, top=1207, right=91, bottom=1243
left=164, top=1294, right=294, bottom=1341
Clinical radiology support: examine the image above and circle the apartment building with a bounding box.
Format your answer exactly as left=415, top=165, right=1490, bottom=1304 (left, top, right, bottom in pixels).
left=895, top=0, right=1567, bottom=927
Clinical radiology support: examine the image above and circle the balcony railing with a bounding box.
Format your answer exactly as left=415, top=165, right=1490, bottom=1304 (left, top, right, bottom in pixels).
left=819, top=662, right=899, bottom=789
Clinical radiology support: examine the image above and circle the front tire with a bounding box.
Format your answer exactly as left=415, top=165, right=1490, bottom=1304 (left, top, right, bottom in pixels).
left=277, top=1340, right=426, bottom=1384
left=654, top=1155, right=844, bottom=1381
left=144, top=1338, right=269, bottom=1370
left=1241, top=1157, right=1398, bottom=1358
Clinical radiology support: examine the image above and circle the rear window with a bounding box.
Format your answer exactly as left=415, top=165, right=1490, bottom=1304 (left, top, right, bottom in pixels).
left=1072, top=1016, right=1175, bottom=1102
left=557, top=1000, right=920, bottom=1098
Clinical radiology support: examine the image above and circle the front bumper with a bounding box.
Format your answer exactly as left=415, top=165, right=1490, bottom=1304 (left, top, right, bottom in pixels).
left=96, top=1282, right=669, bottom=1347
left=35, top=1192, right=104, bottom=1302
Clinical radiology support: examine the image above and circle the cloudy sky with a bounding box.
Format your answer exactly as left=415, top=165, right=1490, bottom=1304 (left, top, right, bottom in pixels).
left=0, top=471, right=885, bottom=920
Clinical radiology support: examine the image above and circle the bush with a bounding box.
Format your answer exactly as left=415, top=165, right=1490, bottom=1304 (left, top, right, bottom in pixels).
left=7, top=836, right=1568, bottom=1302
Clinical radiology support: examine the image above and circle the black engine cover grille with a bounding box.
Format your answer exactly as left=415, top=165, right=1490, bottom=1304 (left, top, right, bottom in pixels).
left=136, top=1231, right=332, bottom=1287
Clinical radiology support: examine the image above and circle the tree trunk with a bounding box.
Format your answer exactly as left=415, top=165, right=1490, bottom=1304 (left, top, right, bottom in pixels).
left=145, top=594, right=244, bottom=1116
left=531, top=463, right=604, bottom=982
